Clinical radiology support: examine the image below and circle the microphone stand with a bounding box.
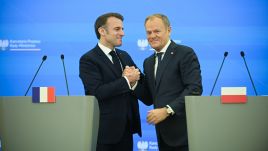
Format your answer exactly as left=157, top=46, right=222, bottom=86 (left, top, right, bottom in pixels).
left=240, top=51, right=258, bottom=96
left=24, top=56, right=47, bottom=96
left=210, top=52, right=228, bottom=96
left=61, top=54, right=70, bottom=96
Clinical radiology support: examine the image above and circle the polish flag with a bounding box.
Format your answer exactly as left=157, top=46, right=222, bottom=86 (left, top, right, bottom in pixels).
left=32, top=87, right=56, bottom=103
left=221, top=87, right=247, bottom=104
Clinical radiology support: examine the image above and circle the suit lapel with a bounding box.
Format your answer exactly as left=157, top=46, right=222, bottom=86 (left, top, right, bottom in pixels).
left=155, top=42, right=176, bottom=90
left=95, top=45, right=122, bottom=77
left=116, top=49, right=127, bottom=70
left=146, top=55, right=156, bottom=92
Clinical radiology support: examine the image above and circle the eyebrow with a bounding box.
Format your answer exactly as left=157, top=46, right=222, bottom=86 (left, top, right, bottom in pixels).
left=114, top=26, right=124, bottom=30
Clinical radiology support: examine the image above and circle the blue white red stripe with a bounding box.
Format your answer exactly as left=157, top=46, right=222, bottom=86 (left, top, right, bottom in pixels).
left=32, top=87, right=56, bottom=103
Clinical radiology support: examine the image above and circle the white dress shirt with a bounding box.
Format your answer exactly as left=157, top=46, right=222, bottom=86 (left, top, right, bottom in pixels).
left=98, top=42, right=137, bottom=90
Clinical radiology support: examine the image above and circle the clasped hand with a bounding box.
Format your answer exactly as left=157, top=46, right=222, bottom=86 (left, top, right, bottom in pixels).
left=123, top=66, right=140, bottom=84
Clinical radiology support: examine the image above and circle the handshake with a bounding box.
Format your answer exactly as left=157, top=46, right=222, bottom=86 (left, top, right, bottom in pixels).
left=123, top=66, right=140, bottom=87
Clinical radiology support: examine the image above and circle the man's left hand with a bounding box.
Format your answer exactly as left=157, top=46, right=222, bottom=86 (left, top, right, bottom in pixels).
left=146, top=108, right=169, bottom=125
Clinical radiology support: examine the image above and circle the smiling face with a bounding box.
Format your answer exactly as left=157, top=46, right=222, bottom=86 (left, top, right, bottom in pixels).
left=145, top=17, right=171, bottom=52
left=99, top=17, right=124, bottom=49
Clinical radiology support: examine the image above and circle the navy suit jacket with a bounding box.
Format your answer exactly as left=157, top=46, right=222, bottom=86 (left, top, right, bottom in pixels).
left=143, top=41, right=203, bottom=146
left=79, top=45, right=150, bottom=144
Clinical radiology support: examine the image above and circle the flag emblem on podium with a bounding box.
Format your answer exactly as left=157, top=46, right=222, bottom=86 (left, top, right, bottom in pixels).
left=221, top=87, right=247, bottom=104
left=32, top=87, right=56, bottom=103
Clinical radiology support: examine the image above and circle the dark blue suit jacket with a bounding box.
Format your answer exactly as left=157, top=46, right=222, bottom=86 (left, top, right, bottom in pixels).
left=79, top=45, right=151, bottom=144
left=143, top=41, right=203, bottom=146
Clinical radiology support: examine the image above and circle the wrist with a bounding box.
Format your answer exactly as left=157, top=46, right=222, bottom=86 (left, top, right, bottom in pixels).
left=130, top=81, right=136, bottom=87
left=165, top=106, right=173, bottom=116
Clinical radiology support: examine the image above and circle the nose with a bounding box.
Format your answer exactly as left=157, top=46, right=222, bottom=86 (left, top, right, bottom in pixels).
left=120, top=29, right=124, bottom=36
left=148, top=32, right=156, bottom=39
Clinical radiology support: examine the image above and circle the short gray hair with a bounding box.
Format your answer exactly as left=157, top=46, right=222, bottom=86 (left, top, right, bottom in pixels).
left=144, top=14, right=170, bottom=28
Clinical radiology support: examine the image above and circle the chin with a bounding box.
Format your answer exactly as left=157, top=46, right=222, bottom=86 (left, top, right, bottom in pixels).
left=151, top=44, right=159, bottom=49
left=116, top=43, right=122, bottom=47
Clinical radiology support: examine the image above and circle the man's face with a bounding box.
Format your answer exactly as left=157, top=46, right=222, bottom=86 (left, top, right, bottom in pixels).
left=145, top=17, right=171, bottom=52
left=100, top=17, right=124, bottom=49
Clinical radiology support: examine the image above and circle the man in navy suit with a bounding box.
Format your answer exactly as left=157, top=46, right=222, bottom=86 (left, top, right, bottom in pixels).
left=79, top=13, right=150, bottom=151
left=143, top=14, right=203, bottom=151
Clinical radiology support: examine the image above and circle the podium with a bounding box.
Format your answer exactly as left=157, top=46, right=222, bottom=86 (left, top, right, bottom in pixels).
left=185, top=96, right=268, bottom=151
left=0, top=96, right=99, bottom=151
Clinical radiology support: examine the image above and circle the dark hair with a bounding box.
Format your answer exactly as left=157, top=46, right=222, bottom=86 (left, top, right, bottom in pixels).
left=94, top=13, right=124, bottom=39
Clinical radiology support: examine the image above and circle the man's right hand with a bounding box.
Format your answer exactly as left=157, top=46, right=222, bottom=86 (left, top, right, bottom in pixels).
left=123, top=66, right=140, bottom=83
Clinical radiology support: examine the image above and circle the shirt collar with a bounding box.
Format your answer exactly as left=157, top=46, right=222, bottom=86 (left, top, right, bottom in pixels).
left=154, top=39, right=171, bottom=54
left=98, top=42, right=114, bottom=55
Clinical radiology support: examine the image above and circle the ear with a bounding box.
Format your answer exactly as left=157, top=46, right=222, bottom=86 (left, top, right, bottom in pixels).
left=167, top=26, right=172, bottom=36
left=168, top=26, right=171, bottom=33
left=98, top=27, right=106, bottom=37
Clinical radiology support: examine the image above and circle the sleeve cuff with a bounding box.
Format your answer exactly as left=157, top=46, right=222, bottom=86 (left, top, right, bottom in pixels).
left=123, top=76, right=137, bottom=90
left=123, top=76, right=131, bottom=89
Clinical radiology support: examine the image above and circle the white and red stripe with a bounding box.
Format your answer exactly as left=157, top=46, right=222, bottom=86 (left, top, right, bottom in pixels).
left=221, top=87, right=247, bottom=104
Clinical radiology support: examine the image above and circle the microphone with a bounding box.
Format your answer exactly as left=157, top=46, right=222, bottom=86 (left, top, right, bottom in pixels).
left=210, top=52, right=228, bottom=96
left=240, top=51, right=258, bottom=96
left=61, top=54, right=70, bottom=96
left=24, top=55, right=47, bottom=96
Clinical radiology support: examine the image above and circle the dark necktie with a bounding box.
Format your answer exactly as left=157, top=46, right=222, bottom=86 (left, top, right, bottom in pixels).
left=156, top=52, right=163, bottom=72
left=155, top=52, right=163, bottom=84
left=110, top=50, right=122, bottom=74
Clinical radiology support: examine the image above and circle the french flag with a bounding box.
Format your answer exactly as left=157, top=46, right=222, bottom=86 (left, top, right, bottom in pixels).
left=221, top=87, right=247, bottom=104
left=32, top=87, right=56, bottom=103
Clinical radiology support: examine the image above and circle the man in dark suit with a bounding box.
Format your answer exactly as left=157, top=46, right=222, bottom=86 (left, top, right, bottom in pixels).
left=143, top=14, right=203, bottom=151
left=79, top=13, right=151, bottom=151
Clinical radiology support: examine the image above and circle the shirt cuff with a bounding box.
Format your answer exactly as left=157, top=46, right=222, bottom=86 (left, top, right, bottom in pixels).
left=131, top=82, right=138, bottom=90
left=123, top=76, right=131, bottom=89
left=123, top=76, right=137, bottom=90
left=166, top=105, right=175, bottom=115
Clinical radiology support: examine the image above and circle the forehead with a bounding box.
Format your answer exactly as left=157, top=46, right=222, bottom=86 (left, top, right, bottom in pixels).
left=106, top=17, right=123, bottom=27
left=145, top=17, right=165, bottom=29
